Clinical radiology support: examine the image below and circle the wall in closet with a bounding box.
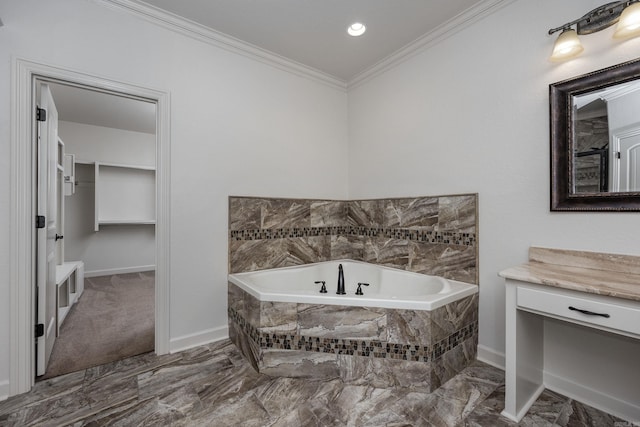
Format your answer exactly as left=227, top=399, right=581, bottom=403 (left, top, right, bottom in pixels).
left=59, top=121, right=156, bottom=277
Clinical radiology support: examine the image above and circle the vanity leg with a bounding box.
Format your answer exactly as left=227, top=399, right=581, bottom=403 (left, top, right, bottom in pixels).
left=502, top=281, right=545, bottom=422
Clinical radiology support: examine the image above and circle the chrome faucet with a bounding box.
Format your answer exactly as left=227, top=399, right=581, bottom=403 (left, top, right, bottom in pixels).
left=337, top=264, right=346, bottom=294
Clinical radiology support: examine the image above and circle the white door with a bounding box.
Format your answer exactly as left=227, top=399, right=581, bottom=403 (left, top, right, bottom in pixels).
left=620, top=134, right=640, bottom=192
left=36, top=83, right=59, bottom=376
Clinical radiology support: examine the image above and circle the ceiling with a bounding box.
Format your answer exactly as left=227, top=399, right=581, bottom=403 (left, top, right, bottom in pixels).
left=45, top=1, right=492, bottom=130
left=138, top=0, right=486, bottom=82
left=48, top=82, right=156, bottom=134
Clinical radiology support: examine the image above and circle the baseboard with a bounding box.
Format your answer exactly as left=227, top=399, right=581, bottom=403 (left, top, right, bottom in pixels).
left=544, top=371, right=640, bottom=423
left=0, top=379, right=9, bottom=401
left=477, top=344, right=505, bottom=370
left=84, top=265, right=156, bottom=278
left=169, top=325, right=229, bottom=353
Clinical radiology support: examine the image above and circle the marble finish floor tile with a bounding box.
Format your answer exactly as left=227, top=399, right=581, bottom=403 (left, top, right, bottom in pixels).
left=0, top=339, right=627, bottom=426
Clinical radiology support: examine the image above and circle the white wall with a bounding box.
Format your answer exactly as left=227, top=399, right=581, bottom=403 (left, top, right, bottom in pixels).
left=347, top=0, right=640, bottom=416
left=60, top=121, right=156, bottom=275
left=59, top=121, right=156, bottom=167
left=0, top=0, right=348, bottom=394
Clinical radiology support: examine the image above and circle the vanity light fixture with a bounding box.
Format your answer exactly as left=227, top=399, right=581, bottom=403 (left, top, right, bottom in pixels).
left=347, top=22, right=366, bottom=37
left=549, top=0, right=640, bottom=61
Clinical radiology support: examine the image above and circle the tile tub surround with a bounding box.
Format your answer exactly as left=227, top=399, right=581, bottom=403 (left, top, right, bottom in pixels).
left=229, top=194, right=478, bottom=285
left=228, top=281, right=479, bottom=393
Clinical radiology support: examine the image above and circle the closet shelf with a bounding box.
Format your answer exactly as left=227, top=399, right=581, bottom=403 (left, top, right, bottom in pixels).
left=98, top=220, right=156, bottom=225
left=94, top=161, right=156, bottom=231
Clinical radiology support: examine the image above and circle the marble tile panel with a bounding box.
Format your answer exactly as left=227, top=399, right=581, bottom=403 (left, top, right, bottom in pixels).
left=83, top=374, right=139, bottom=411
left=383, top=197, right=439, bottom=229
left=270, top=403, right=344, bottom=427
left=388, top=389, right=467, bottom=427
left=431, top=293, right=479, bottom=343
left=258, top=301, right=298, bottom=333
left=436, top=194, right=477, bottom=233
left=330, top=384, right=398, bottom=426
left=303, top=235, right=331, bottom=263
left=193, top=361, right=271, bottom=409
left=189, top=391, right=274, bottom=427
left=261, top=198, right=311, bottom=229
left=70, top=396, right=154, bottom=426
left=272, top=381, right=353, bottom=427
left=229, top=239, right=270, bottom=273
left=386, top=308, right=432, bottom=346
left=137, top=352, right=235, bottom=401
left=244, top=290, right=261, bottom=327
left=337, top=354, right=433, bottom=391
left=432, top=336, right=478, bottom=391
left=364, top=237, right=410, bottom=269
left=227, top=280, right=245, bottom=315
left=459, top=360, right=505, bottom=386
left=555, top=398, right=628, bottom=426
left=330, top=234, right=364, bottom=260
left=280, top=237, right=328, bottom=268
left=84, top=352, right=182, bottom=390
left=4, top=388, right=93, bottom=427
left=0, top=370, right=85, bottom=415
left=348, top=200, right=384, bottom=227
left=410, top=242, right=477, bottom=284
left=298, top=304, right=387, bottom=340
left=259, top=350, right=340, bottom=379
left=310, top=200, right=347, bottom=227
left=230, top=238, right=324, bottom=273
left=228, top=315, right=240, bottom=349
left=229, top=321, right=261, bottom=372
left=433, top=365, right=501, bottom=410
left=229, top=197, right=263, bottom=230
left=156, top=387, right=204, bottom=423
left=253, top=376, right=317, bottom=416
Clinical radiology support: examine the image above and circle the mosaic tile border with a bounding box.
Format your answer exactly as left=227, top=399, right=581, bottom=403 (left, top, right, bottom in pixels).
left=228, top=307, right=478, bottom=363
left=230, top=227, right=476, bottom=247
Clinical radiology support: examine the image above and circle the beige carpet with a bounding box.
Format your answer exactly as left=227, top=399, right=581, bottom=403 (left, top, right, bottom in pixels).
left=40, top=271, right=155, bottom=379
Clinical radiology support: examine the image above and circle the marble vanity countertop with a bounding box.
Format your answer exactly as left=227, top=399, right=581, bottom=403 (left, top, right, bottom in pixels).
left=499, top=247, right=640, bottom=302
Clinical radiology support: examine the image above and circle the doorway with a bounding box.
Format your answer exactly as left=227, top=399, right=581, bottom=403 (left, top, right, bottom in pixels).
left=35, top=80, right=158, bottom=379
left=10, top=59, right=170, bottom=396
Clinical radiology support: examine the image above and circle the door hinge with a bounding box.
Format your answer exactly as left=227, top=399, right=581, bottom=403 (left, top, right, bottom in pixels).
left=35, top=323, right=44, bottom=338
left=616, top=151, right=621, bottom=159
left=36, top=107, right=47, bottom=122
left=36, top=215, right=45, bottom=229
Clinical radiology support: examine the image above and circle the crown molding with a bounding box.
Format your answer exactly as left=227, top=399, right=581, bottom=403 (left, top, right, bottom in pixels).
left=347, top=0, right=517, bottom=89
left=97, top=0, right=348, bottom=91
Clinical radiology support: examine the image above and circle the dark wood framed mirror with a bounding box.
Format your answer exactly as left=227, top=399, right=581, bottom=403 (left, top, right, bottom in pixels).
left=550, top=58, right=640, bottom=211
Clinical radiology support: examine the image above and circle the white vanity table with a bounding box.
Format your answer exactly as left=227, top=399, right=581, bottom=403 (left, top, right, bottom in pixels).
left=500, top=247, right=640, bottom=422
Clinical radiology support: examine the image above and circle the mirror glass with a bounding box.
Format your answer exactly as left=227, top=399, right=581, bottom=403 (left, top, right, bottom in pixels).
left=572, top=80, right=640, bottom=194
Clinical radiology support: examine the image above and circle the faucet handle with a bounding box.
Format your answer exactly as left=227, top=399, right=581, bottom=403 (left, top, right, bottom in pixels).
left=314, top=281, right=327, bottom=293
left=355, top=282, right=369, bottom=295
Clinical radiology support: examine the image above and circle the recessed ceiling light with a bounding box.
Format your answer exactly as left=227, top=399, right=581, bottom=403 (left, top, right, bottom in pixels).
left=347, top=22, right=366, bottom=37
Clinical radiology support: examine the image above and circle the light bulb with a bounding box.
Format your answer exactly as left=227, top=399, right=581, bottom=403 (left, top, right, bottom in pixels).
left=550, top=29, right=584, bottom=61
left=347, top=22, right=366, bottom=37
left=614, top=2, right=640, bottom=39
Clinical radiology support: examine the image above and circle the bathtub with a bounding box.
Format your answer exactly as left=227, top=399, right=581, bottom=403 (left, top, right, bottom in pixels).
left=228, top=259, right=477, bottom=311
left=228, top=259, right=480, bottom=391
